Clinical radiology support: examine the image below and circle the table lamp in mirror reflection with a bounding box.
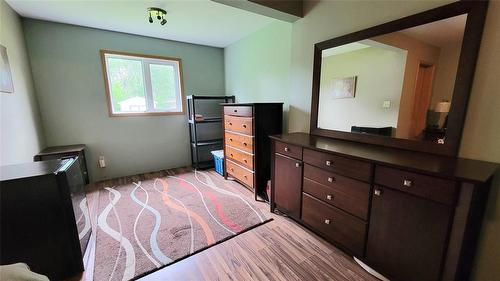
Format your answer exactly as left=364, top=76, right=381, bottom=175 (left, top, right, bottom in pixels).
left=435, top=101, right=451, bottom=129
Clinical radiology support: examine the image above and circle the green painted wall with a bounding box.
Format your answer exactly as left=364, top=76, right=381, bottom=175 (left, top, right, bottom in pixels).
left=224, top=21, right=291, bottom=131
left=22, top=19, right=225, bottom=181
left=0, top=0, right=45, bottom=165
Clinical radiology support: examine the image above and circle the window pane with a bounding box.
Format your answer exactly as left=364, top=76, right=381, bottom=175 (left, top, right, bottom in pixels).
left=150, top=64, right=178, bottom=111
left=107, top=57, right=146, bottom=113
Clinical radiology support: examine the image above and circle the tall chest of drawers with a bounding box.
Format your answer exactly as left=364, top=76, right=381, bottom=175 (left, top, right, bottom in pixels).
left=222, top=103, right=283, bottom=200
left=270, top=133, right=498, bottom=281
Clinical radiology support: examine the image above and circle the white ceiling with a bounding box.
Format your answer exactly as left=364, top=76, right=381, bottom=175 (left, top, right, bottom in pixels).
left=5, top=0, right=276, bottom=48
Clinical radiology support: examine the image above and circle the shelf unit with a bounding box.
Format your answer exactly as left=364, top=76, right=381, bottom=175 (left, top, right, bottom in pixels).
left=187, top=95, right=235, bottom=169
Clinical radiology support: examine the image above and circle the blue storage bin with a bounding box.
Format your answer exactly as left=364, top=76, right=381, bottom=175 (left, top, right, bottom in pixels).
left=211, top=150, right=224, bottom=176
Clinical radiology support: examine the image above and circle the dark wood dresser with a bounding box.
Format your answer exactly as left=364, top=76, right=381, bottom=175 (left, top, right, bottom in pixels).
left=0, top=158, right=90, bottom=280
left=270, top=132, right=498, bottom=281
left=222, top=103, right=283, bottom=200
left=34, top=144, right=89, bottom=184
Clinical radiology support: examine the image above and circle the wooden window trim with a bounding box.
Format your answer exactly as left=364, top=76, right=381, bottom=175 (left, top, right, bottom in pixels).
left=100, top=49, right=186, bottom=117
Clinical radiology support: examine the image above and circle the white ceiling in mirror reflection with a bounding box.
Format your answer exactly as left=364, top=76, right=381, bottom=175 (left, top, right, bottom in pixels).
left=400, top=14, right=466, bottom=47
left=322, top=14, right=466, bottom=59
left=322, top=42, right=370, bottom=57
left=317, top=13, right=466, bottom=140
left=322, top=39, right=406, bottom=57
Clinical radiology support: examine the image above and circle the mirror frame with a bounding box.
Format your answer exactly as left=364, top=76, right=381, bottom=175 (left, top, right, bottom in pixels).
left=309, top=1, right=488, bottom=157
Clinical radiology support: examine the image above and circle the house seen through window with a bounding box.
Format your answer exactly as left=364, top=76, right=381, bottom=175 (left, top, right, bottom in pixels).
left=101, top=50, right=184, bottom=115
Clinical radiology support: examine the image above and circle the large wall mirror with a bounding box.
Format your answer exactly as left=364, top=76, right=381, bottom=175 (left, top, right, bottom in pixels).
left=310, top=1, right=488, bottom=156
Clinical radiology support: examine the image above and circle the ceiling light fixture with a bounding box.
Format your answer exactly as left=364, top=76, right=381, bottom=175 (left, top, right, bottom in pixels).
left=147, top=7, right=167, bottom=26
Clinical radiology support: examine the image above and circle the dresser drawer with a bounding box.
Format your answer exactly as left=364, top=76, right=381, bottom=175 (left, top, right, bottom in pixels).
left=375, top=166, right=457, bottom=205
left=303, top=149, right=372, bottom=182
left=274, top=141, right=302, bottom=159
left=226, top=159, right=254, bottom=188
left=303, top=164, right=370, bottom=220
left=225, top=132, right=253, bottom=153
left=302, top=193, right=366, bottom=257
left=226, top=145, right=254, bottom=170
left=224, top=115, right=253, bottom=135
left=223, top=106, right=253, bottom=117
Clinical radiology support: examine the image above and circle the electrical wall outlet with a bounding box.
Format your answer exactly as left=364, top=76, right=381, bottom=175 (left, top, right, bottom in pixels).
left=383, top=100, right=391, bottom=109
left=98, top=156, right=106, bottom=168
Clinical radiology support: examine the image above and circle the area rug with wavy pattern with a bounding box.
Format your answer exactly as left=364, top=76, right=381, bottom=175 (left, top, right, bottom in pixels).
left=93, top=169, right=270, bottom=281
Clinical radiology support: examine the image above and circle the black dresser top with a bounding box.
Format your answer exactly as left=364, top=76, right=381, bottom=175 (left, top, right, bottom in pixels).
left=35, top=144, right=85, bottom=157
left=270, top=133, right=498, bottom=184
left=0, top=159, right=68, bottom=182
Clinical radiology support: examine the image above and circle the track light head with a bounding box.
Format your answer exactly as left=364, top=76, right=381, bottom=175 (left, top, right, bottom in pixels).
left=147, top=7, right=167, bottom=26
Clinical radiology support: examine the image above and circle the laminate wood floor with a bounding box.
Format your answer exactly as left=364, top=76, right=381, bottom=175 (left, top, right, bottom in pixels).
left=75, top=169, right=378, bottom=281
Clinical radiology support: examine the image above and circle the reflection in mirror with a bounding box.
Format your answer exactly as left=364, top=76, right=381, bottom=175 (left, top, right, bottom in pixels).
left=317, top=14, right=466, bottom=143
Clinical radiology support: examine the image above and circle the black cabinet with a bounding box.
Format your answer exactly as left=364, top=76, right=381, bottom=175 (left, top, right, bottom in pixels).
left=273, top=153, right=302, bottom=219
left=366, top=186, right=453, bottom=281
left=0, top=158, right=90, bottom=280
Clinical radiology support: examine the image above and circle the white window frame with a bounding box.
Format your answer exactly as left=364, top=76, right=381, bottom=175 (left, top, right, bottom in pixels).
left=100, top=50, right=185, bottom=117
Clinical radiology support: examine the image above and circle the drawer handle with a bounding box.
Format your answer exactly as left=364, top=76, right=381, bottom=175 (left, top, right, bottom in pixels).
left=326, top=195, right=333, bottom=200
left=230, top=153, right=234, bottom=157
left=325, top=160, right=332, bottom=166
left=244, top=159, right=248, bottom=163
left=230, top=168, right=234, bottom=172
left=233, top=109, right=237, bottom=113
left=324, top=219, right=331, bottom=225
left=229, top=122, right=233, bottom=126
left=374, top=189, right=382, bottom=196
left=295, top=162, right=301, bottom=168
left=244, top=175, right=247, bottom=179
left=243, top=142, right=248, bottom=146
left=327, top=177, right=335, bottom=183
left=243, top=124, right=247, bottom=128
left=284, top=147, right=290, bottom=152
left=403, top=179, right=413, bottom=187
left=229, top=138, right=233, bottom=142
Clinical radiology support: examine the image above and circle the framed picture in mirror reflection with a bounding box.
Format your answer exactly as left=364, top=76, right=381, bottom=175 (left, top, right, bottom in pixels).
left=330, top=76, right=357, bottom=99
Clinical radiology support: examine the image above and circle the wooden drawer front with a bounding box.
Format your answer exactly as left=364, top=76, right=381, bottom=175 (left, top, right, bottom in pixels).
left=226, top=159, right=254, bottom=188
left=302, top=193, right=366, bottom=257
left=224, top=115, right=253, bottom=135
left=225, top=132, right=253, bottom=153
left=303, top=164, right=370, bottom=220
left=224, top=106, right=253, bottom=117
left=226, top=146, right=254, bottom=170
left=375, top=166, right=457, bottom=205
left=274, top=141, right=302, bottom=160
left=303, top=149, right=372, bottom=182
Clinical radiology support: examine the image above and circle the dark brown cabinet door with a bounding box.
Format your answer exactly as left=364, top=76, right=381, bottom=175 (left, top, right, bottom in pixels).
left=274, top=153, right=302, bottom=219
left=366, top=186, right=453, bottom=281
